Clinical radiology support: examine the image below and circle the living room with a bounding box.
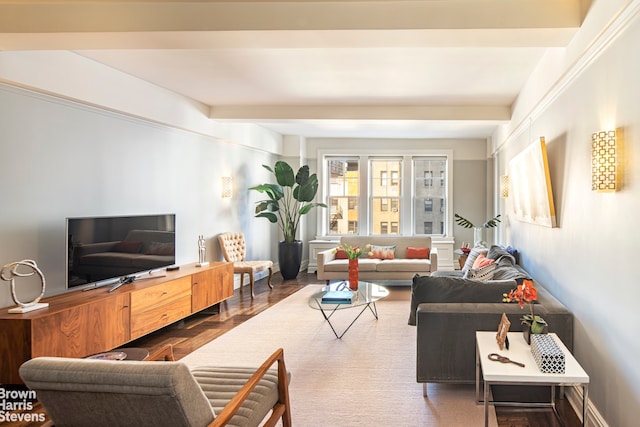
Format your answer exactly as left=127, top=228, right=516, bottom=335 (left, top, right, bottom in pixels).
left=0, top=1, right=638, bottom=426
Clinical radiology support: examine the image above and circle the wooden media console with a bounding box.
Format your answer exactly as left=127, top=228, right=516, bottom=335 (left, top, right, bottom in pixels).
left=0, top=262, right=233, bottom=384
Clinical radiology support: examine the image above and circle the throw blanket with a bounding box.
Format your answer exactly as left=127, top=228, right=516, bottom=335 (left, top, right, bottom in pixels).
left=487, top=245, right=531, bottom=282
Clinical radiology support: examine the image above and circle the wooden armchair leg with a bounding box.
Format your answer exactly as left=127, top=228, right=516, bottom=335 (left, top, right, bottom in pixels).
left=147, top=344, right=175, bottom=361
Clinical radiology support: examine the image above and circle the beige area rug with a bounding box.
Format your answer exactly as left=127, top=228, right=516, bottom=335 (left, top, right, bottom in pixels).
left=180, top=285, right=498, bottom=427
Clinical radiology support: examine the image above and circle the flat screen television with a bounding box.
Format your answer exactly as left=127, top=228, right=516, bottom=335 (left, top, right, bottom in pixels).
left=66, top=214, right=176, bottom=290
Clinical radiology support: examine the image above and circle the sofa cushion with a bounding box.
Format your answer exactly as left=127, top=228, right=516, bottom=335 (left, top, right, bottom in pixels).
left=408, top=274, right=517, bottom=325
left=370, top=245, right=396, bottom=260
left=323, top=258, right=379, bottom=272
left=406, top=247, right=430, bottom=259
left=376, top=259, right=431, bottom=273
left=334, top=248, right=350, bottom=259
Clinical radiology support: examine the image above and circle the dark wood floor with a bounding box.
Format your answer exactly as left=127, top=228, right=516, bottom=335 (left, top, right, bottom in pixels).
left=8, top=272, right=581, bottom=427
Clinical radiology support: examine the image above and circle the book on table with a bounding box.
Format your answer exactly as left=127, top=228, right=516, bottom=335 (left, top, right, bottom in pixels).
left=321, top=289, right=355, bottom=304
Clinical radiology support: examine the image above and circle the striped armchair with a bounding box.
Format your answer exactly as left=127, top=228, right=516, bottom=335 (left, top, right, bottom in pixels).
left=20, top=348, right=292, bottom=427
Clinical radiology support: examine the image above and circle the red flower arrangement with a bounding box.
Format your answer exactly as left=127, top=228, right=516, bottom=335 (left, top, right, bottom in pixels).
left=503, top=279, right=547, bottom=334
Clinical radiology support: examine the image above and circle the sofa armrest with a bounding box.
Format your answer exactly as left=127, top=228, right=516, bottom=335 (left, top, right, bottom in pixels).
left=316, top=247, right=338, bottom=281
left=429, top=247, right=438, bottom=272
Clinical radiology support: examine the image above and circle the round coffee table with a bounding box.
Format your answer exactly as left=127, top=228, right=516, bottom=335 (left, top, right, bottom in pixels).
left=309, top=281, right=389, bottom=339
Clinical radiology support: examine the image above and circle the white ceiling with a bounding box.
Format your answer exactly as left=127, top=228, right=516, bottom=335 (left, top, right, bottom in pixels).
left=0, top=0, right=582, bottom=139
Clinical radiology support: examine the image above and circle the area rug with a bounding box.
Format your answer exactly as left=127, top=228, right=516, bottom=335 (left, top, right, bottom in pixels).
left=180, top=285, right=498, bottom=426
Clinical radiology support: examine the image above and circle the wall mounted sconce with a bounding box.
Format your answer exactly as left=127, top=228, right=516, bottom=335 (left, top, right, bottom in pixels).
left=500, top=175, right=510, bottom=198
left=221, top=176, right=233, bottom=199
left=591, top=130, right=618, bottom=192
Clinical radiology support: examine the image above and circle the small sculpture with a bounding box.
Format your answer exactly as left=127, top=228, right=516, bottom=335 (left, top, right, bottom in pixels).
left=1, top=259, right=50, bottom=313
left=196, top=235, right=209, bottom=267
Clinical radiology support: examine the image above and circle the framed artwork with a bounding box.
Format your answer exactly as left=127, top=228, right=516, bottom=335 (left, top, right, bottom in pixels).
left=509, top=137, right=557, bottom=228
left=496, top=313, right=511, bottom=350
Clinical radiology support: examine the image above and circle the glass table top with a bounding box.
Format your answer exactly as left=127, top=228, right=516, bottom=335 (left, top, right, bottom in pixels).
left=308, top=281, right=389, bottom=310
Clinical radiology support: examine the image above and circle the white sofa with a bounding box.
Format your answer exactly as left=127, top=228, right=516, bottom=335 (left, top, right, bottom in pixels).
left=316, top=236, right=437, bottom=283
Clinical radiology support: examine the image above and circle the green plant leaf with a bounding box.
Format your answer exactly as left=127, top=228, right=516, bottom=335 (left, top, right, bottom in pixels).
left=454, top=213, right=474, bottom=228
left=274, top=161, right=295, bottom=187
left=255, top=212, right=278, bottom=223
left=295, top=165, right=310, bottom=186
left=482, top=214, right=502, bottom=228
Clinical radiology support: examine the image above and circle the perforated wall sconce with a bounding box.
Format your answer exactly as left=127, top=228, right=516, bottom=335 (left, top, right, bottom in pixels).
left=221, top=176, right=233, bottom=199
left=500, top=175, right=510, bottom=198
left=591, top=130, right=618, bottom=192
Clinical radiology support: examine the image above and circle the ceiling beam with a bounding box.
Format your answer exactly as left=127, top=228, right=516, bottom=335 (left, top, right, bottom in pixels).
left=209, top=104, right=511, bottom=121
left=0, top=1, right=581, bottom=33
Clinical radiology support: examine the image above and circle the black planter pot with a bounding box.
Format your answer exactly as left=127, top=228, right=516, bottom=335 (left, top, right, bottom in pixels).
left=279, top=240, right=303, bottom=280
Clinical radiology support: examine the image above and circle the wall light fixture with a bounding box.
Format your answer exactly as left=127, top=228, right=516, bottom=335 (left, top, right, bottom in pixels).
left=221, top=176, right=233, bottom=199
left=591, top=130, right=618, bottom=192
left=500, top=175, right=510, bottom=198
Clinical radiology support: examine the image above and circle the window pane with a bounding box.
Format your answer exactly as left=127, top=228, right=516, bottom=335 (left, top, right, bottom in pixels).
left=327, top=159, right=359, bottom=234
left=414, top=157, right=447, bottom=235
left=371, top=159, right=401, bottom=234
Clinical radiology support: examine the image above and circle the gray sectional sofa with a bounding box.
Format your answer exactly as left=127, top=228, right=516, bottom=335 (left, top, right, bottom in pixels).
left=316, top=235, right=438, bottom=283
left=409, top=245, right=573, bottom=393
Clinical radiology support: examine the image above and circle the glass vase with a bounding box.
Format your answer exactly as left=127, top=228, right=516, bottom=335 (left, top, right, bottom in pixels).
left=473, top=227, right=485, bottom=247
left=348, top=258, right=359, bottom=290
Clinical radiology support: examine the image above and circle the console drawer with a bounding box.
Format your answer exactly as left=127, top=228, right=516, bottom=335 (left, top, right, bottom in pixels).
left=130, top=295, right=192, bottom=339
left=130, top=277, right=192, bottom=314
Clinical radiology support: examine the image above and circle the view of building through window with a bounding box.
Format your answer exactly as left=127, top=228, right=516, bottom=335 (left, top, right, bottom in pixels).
left=326, top=156, right=447, bottom=236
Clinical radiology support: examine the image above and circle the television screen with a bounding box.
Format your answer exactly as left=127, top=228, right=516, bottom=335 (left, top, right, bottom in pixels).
left=66, top=214, right=176, bottom=290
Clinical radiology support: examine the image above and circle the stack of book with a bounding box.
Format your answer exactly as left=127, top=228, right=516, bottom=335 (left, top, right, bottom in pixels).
left=321, top=289, right=355, bottom=304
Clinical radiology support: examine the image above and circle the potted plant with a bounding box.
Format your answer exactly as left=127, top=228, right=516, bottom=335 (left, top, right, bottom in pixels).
left=503, top=279, right=548, bottom=344
left=249, top=161, right=327, bottom=279
left=334, top=243, right=371, bottom=290
left=454, top=213, right=501, bottom=246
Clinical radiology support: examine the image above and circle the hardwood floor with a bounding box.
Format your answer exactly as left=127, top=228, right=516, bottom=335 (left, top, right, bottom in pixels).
left=6, top=272, right=581, bottom=427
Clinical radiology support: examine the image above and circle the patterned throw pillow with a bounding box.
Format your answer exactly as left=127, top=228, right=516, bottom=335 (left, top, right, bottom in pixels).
left=463, top=263, right=497, bottom=282
left=370, top=245, right=396, bottom=260
left=461, top=246, right=489, bottom=274
left=406, top=247, right=430, bottom=259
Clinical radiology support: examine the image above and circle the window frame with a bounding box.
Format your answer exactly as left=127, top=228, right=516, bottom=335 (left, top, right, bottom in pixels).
left=318, top=149, right=453, bottom=237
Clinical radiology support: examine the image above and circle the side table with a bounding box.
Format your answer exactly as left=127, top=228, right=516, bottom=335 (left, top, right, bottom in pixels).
left=476, top=331, right=589, bottom=427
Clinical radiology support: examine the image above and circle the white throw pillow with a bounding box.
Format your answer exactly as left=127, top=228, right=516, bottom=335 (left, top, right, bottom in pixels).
left=461, top=246, right=489, bottom=274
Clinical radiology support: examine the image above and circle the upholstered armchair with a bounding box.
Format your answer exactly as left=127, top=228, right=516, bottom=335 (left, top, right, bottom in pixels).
left=217, top=232, right=273, bottom=298
left=20, top=348, right=292, bottom=427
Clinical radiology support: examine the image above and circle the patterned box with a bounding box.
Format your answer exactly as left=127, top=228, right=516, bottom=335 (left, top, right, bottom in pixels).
left=530, top=334, right=565, bottom=374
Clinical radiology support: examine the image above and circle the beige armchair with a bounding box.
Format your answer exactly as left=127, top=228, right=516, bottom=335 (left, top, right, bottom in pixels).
left=217, top=232, right=273, bottom=298
left=20, top=348, right=292, bottom=427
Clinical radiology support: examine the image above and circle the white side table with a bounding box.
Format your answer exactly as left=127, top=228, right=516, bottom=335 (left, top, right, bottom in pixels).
left=475, top=331, right=589, bottom=427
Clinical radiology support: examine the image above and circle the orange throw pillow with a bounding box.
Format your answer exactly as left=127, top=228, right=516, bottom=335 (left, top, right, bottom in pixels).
left=406, top=247, right=430, bottom=259
left=472, top=253, right=495, bottom=269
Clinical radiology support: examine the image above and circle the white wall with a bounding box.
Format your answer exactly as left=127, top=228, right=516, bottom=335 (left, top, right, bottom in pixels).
left=0, top=83, right=279, bottom=307
left=493, top=2, right=640, bottom=426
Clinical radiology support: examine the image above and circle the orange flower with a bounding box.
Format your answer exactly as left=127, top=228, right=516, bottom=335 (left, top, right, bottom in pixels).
left=504, top=279, right=538, bottom=308
left=503, top=279, right=546, bottom=332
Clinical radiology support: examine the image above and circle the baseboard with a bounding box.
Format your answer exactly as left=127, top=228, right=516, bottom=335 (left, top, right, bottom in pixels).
left=565, top=385, right=608, bottom=427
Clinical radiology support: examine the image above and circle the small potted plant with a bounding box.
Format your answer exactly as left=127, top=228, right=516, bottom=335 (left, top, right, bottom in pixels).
left=503, top=279, right=548, bottom=344
left=454, top=213, right=501, bottom=246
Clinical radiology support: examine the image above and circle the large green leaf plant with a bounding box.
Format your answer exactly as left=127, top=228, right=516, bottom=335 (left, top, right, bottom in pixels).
left=249, top=161, right=327, bottom=243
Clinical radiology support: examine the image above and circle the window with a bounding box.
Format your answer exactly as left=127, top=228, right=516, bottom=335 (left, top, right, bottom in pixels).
left=323, top=153, right=450, bottom=236
left=413, top=157, right=447, bottom=236
left=424, top=171, right=433, bottom=187
left=327, top=159, right=359, bottom=234
left=371, top=159, right=401, bottom=234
